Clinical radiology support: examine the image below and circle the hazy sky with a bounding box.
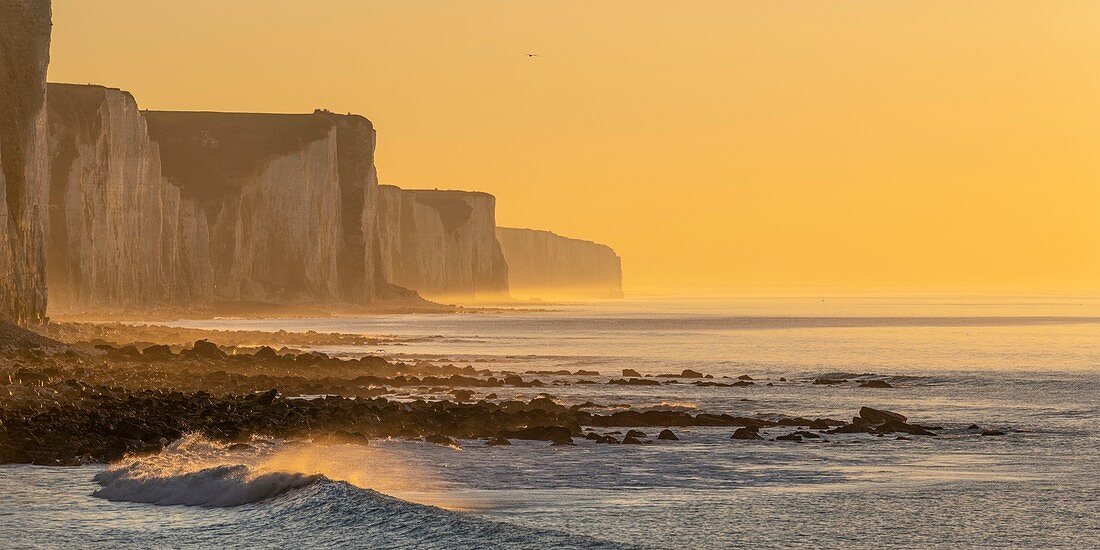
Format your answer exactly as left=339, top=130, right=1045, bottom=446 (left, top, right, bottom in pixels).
left=49, top=1, right=1100, bottom=292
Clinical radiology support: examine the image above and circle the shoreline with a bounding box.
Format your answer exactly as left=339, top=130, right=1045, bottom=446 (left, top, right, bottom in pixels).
left=2, top=321, right=976, bottom=466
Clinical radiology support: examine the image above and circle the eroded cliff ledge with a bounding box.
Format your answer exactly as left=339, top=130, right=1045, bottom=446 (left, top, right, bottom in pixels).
left=496, top=227, right=622, bottom=299
left=143, top=110, right=380, bottom=306
left=0, top=0, right=52, bottom=323
left=46, top=84, right=211, bottom=312
left=377, top=185, right=509, bottom=301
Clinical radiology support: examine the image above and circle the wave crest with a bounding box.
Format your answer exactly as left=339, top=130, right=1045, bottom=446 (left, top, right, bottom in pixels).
left=93, top=463, right=323, bottom=507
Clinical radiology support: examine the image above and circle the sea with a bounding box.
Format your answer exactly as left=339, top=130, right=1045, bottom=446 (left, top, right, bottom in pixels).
left=2, top=295, right=1098, bottom=549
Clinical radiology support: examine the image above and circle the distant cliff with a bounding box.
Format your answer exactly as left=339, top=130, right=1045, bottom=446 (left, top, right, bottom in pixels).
left=0, top=0, right=52, bottom=323
left=495, top=227, right=622, bottom=298
left=376, top=186, right=508, bottom=300
left=46, top=84, right=211, bottom=311
left=143, top=110, right=379, bottom=305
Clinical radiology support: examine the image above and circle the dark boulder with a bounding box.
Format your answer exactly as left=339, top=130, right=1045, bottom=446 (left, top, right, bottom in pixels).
left=622, top=369, right=642, bottom=378
left=859, top=380, right=893, bottom=388
left=254, top=346, right=278, bottom=360
left=657, top=429, right=678, bottom=440
left=141, top=344, right=174, bottom=360
left=424, top=434, right=460, bottom=447
left=608, top=378, right=661, bottom=386
left=251, top=388, right=278, bottom=406
left=859, top=407, right=907, bottom=424
left=731, top=427, right=764, bottom=440
left=190, top=340, right=227, bottom=360
left=501, top=426, right=574, bottom=442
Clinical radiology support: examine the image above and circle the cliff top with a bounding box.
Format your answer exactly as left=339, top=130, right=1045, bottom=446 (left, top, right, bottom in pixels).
left=144, top=109, right=374, bottom=202
left=380, top=185, right=496, bottom=199
left=497, top=227, right=620, bottom=256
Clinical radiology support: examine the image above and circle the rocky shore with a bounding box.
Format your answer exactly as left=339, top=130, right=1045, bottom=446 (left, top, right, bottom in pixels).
left=2, top=322, right=969, bottom=466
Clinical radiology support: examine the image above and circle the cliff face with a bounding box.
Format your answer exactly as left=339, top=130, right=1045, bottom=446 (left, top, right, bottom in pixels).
left=45, top=84, right=211, bottom=311
left=495, top=227, right=622, bottom=298
left=376, top=186, right=508, bottom=300
left=144, top=110, right=379, bottom=305
left=0, top=0, right=52, bottom=323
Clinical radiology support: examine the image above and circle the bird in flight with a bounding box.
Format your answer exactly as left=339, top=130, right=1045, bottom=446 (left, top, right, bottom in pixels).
left=527, top=53, right=539, bottom=57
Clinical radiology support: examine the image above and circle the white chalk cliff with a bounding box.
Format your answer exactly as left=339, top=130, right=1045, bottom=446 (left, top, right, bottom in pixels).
left=46, top=84, right=211, bottom=311
left=496, top=227, right=622, bottom=298
left=376, top=186, right=509, bottom=300
left=143, top=110, right=379, bottom=305
left=0, top=0, right=52, bottom=323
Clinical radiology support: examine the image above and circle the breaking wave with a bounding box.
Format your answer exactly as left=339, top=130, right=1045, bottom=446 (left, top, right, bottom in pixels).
left=88, top=437, right=629, bottom=548
left=93, top=464, right=322, bottom=507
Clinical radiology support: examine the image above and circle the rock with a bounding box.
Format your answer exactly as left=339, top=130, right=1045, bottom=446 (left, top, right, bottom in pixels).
left=227, top=443, right=255, bottom=451
left=486, top=436, right=511, bottom=446
left=859, top=407, right=907, bottom=424
left=574, top=370, right=600, bottom=376
left=585, top=432, right=619, bottom=444
left=779, top=377, right=787, bottom=381
left=775, top=433, right=803, bottom=442
left=625, top=430, right=648, bottom=439
left=967, top=424, right=981, bottom=430
left=424, top=434, right=460, bottom=447
left=895, top=436, right=911, bottom=440
left=858, top=380, right=893, bottom=388
left=251, top=388, right=278, bottom=406
left=141, top=344, right=175, bottom=360
left=254, top=346, right=278, bottom=360
left=737, top=375, right=753, bottom=381
left=813, top=378, right=846, bottom=385
left=500, top=426, right=574, bottom=442
left=981, top=430, right=1005, bottom=436
left=622, top=369, right=642, bottom=378
left=731, top=427, right=764, bottom=440
left=657, top=429, right=678, bottom=440
left=450, top=389, right=474, bottom=402
left=608, top=378, right=661, bottom=386
left=190, top=340, right=227, bottom=360
left=680, top=369, right=704, bottom=378
left=622, top=435, right=645, bottom=444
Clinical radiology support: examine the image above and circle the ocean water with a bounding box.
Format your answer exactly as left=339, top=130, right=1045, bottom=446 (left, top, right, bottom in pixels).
left=3, top=296, right=1099, bottom=548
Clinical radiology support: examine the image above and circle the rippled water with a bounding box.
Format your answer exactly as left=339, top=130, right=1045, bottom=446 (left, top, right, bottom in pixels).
left=3, top=296, right=1099, bottom=548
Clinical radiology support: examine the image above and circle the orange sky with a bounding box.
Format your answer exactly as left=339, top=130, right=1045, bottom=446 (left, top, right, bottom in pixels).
left=48, top=1, right=1100, bottom=292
